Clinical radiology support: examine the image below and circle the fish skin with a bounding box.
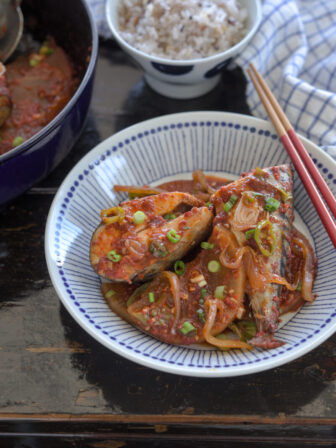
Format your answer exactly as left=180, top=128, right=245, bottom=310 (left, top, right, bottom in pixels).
left=247, top=165, right=293, bottom=348
left=211, top=164, right=294, bottom=348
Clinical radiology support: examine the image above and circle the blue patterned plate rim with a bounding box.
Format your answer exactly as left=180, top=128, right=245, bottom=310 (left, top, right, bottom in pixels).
left=45, top=111, right=336, bottom=377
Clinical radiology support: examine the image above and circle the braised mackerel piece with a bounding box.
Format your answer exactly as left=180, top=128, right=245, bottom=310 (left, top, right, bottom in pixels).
left=212, top=165, right=294, bottom=348
left=90, top=192, right=213, bottom=283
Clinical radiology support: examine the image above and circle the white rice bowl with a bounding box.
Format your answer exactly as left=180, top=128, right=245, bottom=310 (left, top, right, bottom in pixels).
left=118, top=0, right=248, bottom=60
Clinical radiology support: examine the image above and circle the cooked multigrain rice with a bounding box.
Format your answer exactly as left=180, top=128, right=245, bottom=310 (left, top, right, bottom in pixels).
left=118, top=0, right=248, bottom=60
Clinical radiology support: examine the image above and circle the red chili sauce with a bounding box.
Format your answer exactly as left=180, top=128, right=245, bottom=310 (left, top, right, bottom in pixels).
left=159, top=176, right=230, bottom=195
left=101, top=175, right=315, bottom=347
left=0, top=38, right=77, bottom=155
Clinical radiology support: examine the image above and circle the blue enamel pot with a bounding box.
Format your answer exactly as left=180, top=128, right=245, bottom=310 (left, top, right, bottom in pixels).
left=0, top=0, right=98, bottom=205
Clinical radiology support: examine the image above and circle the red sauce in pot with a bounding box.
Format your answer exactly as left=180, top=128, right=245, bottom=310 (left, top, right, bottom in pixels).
left=0, top=39, right=78, bottom=155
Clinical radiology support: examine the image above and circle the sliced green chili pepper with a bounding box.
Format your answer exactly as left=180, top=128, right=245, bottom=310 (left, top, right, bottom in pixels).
left=245, top=229, right=255, bottom=239
left=254, top=220, right=276, bottom=257
left=101, top=206, right=125, bottom=224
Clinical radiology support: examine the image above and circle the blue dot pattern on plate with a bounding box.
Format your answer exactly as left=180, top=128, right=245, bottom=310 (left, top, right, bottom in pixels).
left=49, top=113, right=336, bottom=376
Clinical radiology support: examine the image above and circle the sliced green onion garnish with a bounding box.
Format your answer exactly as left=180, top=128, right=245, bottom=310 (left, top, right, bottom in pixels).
left=201, top=242, right=214, bottom=250
left=133, top=210, right=146, bottom=225
left=174, top=260, right=185, bottom=276
left=245, top=229, right=255, bottom=239
left=199, top=298, right=204, bottom=305
left=254, top=220, right=275, bottom=257
left=167, top=229, right=181, bottom=243
left=201, top=288, right=208, bottom=299
left=107, top=250, right=122, bottom=262
left=180, top=321, right=196, bottom=335
left=105, top=289, right=116, bottom=299
left=163, top=213, right=176, bottom=220
left=205, top=202, right=212, bottom=208
left=12, top=136, right=24, bottom=147
left=196, top=309, right=206, bottom=324
left=223, top=194, right=238, bottom=213
left=264, top=196, right=281, bottom=212
left=214, top=285, right=226, bottom=299
left=208, top=260, right=220, bottom=273
left=148, top=292, right=155, bottom=303
left=296, top=282, right=302, bottom=292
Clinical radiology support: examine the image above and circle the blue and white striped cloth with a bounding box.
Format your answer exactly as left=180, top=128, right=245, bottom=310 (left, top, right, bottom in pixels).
left=87, top=0, right=336, bottom=159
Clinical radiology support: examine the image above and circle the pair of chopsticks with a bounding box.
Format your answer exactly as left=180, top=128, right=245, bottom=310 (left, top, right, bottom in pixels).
left=247, top=63, right=336, bottom=248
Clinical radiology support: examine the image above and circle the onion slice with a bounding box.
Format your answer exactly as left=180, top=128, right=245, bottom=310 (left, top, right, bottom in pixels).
left=293, top=237, right=315, bottom=302
left=231, top=193, right=260, bottom=231
left=160, top=271, right=181, bottom=332
left=203, top=299, right=252, bottom=350
left=192, top=170, right=216, bottom=194
left=127, top=271, right=181, bottom=331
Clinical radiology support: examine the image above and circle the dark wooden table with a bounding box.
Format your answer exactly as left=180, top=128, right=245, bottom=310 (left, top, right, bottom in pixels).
left=0, top=40, right=335, bottom=448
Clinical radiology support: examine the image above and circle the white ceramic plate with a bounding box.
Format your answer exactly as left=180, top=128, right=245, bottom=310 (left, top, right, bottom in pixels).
left=45, top=112, right=336, bottom=377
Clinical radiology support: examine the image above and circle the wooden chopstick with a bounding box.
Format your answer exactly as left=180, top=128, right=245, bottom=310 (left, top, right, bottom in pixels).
left=249, top=62, right=336, bottom=218
left=247, top=64, right=336, bottom=248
